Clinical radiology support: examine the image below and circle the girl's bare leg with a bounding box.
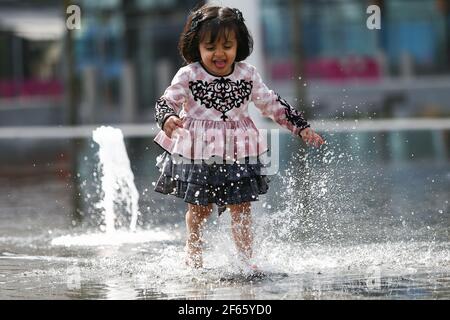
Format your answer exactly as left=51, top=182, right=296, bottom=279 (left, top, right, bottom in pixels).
left=228, top=202, right=254, bottom=264
left=185, top=203, right=212, bottom=268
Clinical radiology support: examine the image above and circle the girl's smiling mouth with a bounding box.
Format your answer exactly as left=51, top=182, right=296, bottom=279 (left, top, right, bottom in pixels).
left=214, top=60, right=227, bottom=68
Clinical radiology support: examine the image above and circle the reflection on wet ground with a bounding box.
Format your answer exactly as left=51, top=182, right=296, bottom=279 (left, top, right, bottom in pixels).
left=1, top=246, right=450, bottom=300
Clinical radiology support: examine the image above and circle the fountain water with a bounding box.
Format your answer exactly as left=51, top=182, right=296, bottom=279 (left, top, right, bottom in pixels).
left=51, top=126, right=177, bottom=247
left=92, top=126, right=140, bottom=233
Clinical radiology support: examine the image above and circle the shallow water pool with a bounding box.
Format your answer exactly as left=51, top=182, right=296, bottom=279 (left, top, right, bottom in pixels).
left=0, top=130, right=449, bottom=299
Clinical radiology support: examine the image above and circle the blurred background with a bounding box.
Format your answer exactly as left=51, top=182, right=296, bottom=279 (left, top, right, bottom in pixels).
left=0, top=0, right=449, bottom=229
left=1, top=0, right=450, bottom=125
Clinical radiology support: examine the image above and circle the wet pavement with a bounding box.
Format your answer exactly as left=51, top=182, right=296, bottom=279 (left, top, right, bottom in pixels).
left=0, top=131, right=449, bottom=300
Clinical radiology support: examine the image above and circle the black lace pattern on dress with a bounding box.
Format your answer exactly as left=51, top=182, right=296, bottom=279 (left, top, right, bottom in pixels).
left=276, top=93, right=310, bottom=131
left=189, top=78, right=253, bottom=120
left=155, top=97, right=177, bottom=129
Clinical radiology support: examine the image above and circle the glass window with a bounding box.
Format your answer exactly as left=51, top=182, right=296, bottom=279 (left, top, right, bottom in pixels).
left=385, top=0, right=447, bottom=75
left=261, top=0, right=449, bottom=80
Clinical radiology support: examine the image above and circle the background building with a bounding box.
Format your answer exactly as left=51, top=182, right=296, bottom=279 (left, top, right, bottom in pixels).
left=0, top=0, right=449, bottom=125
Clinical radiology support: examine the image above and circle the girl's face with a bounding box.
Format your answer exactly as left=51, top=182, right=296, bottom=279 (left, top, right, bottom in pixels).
left=199, top=30, right=237, bottom=76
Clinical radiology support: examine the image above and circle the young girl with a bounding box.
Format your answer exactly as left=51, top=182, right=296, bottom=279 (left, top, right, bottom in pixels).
left=154, top=5, right=324, bottom=270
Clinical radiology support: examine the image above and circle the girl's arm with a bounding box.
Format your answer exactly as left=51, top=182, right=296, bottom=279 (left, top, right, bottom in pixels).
left=155, top=67, right=189, bottom=129
left=251, top=66, right=311, bottom=137
left=251, top=66, right=324, bottom=146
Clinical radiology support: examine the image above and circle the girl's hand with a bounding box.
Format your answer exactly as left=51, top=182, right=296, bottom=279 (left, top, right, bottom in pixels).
left=300, top=127, right=325, bottom=147
left=163, top=115, right=184, bottom=138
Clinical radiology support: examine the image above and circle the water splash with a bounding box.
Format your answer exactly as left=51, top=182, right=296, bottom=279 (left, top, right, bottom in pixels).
left=50, top=229, right=178, bottom=246
left=261, top=144, right=363, bottom=246
left=92, top=126, right=140, bottom=233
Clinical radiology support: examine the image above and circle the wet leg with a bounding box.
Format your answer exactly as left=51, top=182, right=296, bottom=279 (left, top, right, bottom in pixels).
left=185, top=203, right=212, bottom=268
left=228, top=202, right=254, bottom=264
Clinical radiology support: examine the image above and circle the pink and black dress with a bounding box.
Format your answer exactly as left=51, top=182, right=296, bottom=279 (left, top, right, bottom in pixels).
left=153, top=61, right=309, bottom=214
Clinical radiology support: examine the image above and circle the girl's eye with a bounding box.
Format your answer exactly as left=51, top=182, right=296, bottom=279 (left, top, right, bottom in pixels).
left=206, top=47, right=215, bottom=51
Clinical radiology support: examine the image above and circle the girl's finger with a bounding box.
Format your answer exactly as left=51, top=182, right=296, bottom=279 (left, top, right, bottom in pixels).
left=316, top=137, right=323, bottom=145
left=175, top=119, right=184, bottom=128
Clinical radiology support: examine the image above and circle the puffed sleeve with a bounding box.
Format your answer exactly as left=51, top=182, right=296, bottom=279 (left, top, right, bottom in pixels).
left=250, top=65, right=310, bottom=137
left=155, top=67, right=190, bottom=129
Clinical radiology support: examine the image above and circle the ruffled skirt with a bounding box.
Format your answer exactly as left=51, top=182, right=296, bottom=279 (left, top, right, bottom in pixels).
left=154, top=151, right=270, bottom=214
left=153, top=116, right=269, bottom=160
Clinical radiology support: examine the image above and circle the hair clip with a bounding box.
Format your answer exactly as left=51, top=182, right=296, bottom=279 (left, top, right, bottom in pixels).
left=190, top=10, right=203, bottom=32
left=232, top=8, right=245, bottom=22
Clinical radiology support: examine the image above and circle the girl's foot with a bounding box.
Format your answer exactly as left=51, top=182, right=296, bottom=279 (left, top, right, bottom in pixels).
left=248, top=264, right=259, bottom=272
left=245, top=264, right=266, bottom=279
left=243, top=263, right=260, bottom=273
left=237, top=260, right=265, bottom=276
left=185, top=241, right=203, bottom=269
left=237, top=257, right=258, bottom=272
left=185, top=254, right=203, bottom=269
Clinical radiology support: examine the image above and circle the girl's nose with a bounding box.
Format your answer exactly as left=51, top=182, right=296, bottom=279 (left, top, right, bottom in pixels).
left=214, top=49, right=224, bottom=57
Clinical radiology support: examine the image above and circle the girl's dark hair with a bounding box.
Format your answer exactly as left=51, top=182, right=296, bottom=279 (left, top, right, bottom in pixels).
left=178, top=5, right=253, bottom=64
